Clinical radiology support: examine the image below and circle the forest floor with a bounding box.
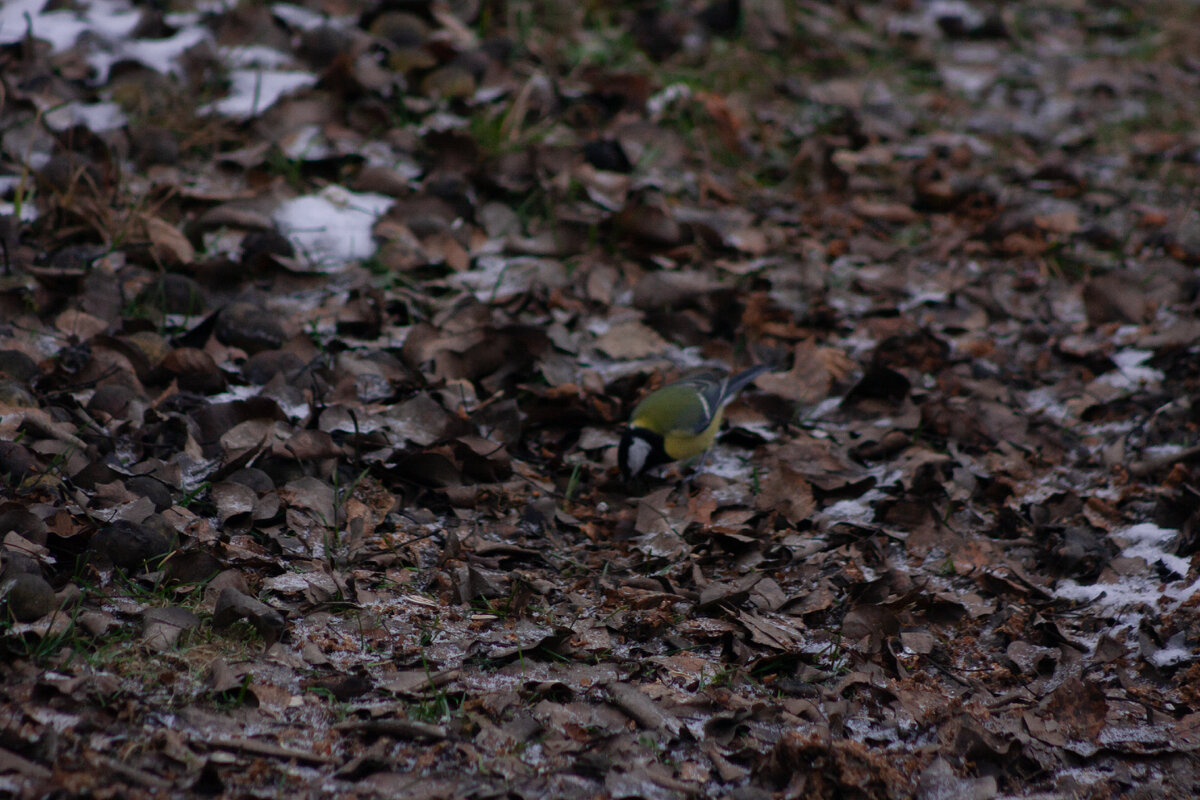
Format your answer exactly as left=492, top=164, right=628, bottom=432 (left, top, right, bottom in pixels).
left=2, top=1, right=1200, bottom=798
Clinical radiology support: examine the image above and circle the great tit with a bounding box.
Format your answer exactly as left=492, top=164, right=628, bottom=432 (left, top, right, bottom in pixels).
left=618, top=364, right=769, bottom=481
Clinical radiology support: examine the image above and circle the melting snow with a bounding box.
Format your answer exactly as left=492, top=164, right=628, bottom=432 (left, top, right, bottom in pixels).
left=1095, top=348, right=1164, bottom=390
left=205, top=70, right=317, bottom=117
left=44, top=102, right=127, bottom=133
left=101, top=26, right=211, bottom=79
left=0, top=0, right=209, bottom=82
left=1055, top=523, right=1200, bottom=657
left=0, top=0, right=135, bottom=51
left=271, top=3, right=350, bottom=31
left=273, top=185, right=393, bottom=268
left=0, top=176, right=37, bottom=221
left=220, top=44, right=293, bottom=69
left=822, top=492, right=884, bottom=526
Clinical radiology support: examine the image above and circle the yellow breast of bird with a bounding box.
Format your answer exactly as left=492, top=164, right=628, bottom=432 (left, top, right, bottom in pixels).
left=662, top=408, right=725, bottom=461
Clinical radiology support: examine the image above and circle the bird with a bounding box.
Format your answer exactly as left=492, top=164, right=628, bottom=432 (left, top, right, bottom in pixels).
left=618, top=364, right=769, bottom=481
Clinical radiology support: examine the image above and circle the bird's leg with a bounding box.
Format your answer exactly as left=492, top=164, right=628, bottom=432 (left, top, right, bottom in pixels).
left=676, top=450, right=711, bottom=491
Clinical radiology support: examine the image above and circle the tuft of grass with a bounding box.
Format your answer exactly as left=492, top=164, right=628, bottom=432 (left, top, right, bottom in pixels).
left=564, top=462, right=583, bottom=503
left=264, top=146, right=304, bottom=188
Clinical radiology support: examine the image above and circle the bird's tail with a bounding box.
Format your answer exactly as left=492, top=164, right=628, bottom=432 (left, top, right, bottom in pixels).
left=719, top=364, right=770, bottom=404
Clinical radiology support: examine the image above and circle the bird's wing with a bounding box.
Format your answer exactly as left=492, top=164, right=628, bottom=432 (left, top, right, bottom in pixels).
left=669, top=372, right=725, bottom=434
left=675, top=366, right=768, bottom=432
left=644, top=366, right=768, bottom=436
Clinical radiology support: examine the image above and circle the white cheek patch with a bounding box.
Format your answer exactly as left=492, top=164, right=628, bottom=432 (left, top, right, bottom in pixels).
left=626, top=437, right=653, bottom=476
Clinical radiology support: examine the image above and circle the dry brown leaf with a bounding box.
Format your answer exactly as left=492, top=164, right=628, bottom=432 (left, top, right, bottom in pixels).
left=594, top=320, right=668, bottom=359
left=1034, top=209, right=1080, bottom=234
left=144, top=216, right=196, bottom=264
left=756, top=339, right=853, bottom=404
left=850, top=197, right=919, bottom=223
left=55, top=309, right=108, bottom=340
left=755, top=463, right=815, bottom=525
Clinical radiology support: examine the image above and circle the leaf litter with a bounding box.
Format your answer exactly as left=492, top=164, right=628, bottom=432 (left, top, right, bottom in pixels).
left=3, top=0, right=1200, bottom=798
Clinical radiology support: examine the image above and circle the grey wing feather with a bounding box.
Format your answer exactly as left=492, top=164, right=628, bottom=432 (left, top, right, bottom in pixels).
left=721, top=364, right=770, bottom=400
left=678, top=365, right=769, bottom=434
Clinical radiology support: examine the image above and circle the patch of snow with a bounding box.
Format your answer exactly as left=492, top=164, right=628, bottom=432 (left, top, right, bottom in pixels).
left=1023, top=387, right=1071, bottom=422
left=0, top=201, right=37, bottom=222
left=0, top=0, right=122, bottom=51
left=201, top=230, right=245, bottom=261
left=1148, top=632, right=1191, bottom=668
left=273, top=394, right=313, bottom=422
left=805, top=397, right=843, bottom=420
left=647, top=83, right=692, bottom=116
left=938, top=64, right=995, bottom=99
left=361, top=143, right=422, bottom=177
left=162, top=11, right=202, bottom=28
left=924, top=0, right=986, bottom=31
left=220, top=44, right=293, bottom=69
left=205, top=385, right=262, bottom=405
left=1050, top=767, right=1112, bottom=790
left=822, top=491, right=884, bottom=526
left=1099, top=724, right=1178, bottom=746
left=698, top=446, right=755, bottom=482
left=194, top=0, right=238, bottom=12
left=92, top=26, right=212, bottom=82
left=1113, top=323, right=1142, bottom=343
left=273, top=185, right=393, bottom=268
left=1095, top=348, right=1163, bottom=390
left=279, top=124, right=333, bottom=160
left=1118, top=523, right=1190, bottom=577
left=0, top=175, right=38, bottom=221
left=264, top=572, right=332, bottom=594
left=1142, top=443, right=1187, bottom=458
left=453, top=256, right=567, bottom=302
left=1056, top=523, right=1200, bottom=654
left=272, top=3, right=341, bottom=30
left=44, top=101, right=127, bottom=133
left=734, top=421, right=778, bottom=442
left=420, top=112, right=470, bottom=133
left=174, top=452, right=221, bottom=492
left=205, top=69, right=317, bottom=117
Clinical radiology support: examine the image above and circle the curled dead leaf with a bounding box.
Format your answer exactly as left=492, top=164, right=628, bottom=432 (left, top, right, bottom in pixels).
left=144, top=216, right=195, bottom=264
left=594, top=320, right=668, bottom=359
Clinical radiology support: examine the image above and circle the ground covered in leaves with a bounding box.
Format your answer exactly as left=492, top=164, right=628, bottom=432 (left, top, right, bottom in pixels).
left=3, top=0, right=1200, bottom=797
